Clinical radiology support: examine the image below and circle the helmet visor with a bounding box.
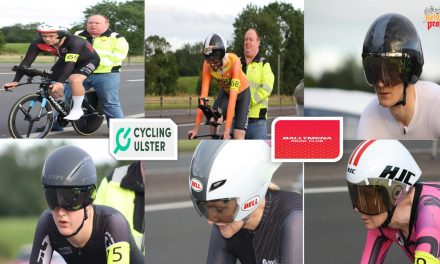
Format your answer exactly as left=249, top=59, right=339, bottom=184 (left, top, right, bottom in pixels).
left=192, top=197, right=238, bottom=223
left=362, top=54, right=406, bottom=87
left=347, top=178, right=406, bottom=215
left=44, top=186, right=95, bottom=211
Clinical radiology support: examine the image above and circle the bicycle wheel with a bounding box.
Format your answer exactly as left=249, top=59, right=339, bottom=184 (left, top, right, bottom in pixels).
left=8, top=94, right=54, bottom=138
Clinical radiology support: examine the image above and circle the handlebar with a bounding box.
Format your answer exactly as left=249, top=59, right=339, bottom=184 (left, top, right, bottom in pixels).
left=12, top=65, right=50, bottom=78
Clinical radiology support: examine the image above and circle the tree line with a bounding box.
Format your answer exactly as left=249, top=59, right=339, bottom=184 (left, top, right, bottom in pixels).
left=145, top=2, right=304, bottom=96
left=0, top=0, right=144, bottom=56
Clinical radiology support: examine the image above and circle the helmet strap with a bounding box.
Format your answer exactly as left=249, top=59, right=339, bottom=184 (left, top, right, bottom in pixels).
left=393, top=81, right=409, bottom=107
left=381, top=207, right=395, bottom=228
left=63, top=206, right=88, bottom=238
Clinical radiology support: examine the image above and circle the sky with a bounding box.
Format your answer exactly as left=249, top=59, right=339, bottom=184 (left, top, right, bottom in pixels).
left=0, top=0, right=127, bottom=28
left=145, top=0, right=304, bottom=50
left=305, top=0, right=440, bottom=82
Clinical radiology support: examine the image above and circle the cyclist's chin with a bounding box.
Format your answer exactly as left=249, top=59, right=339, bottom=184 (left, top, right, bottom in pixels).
left=217, top=221, right=243, bottom=238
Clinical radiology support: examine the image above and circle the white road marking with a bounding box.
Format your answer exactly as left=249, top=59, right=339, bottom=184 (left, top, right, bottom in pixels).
left=145, top=201, right=193, bottom=212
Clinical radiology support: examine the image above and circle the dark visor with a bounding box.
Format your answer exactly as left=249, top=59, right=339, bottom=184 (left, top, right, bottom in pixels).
left=347, top=182, right=393, bottom=215
left=362, top=54, right=408, bottom=87
left=192, top=198, right=238, bottom=223
left=44, top=186, right=95, bottom=211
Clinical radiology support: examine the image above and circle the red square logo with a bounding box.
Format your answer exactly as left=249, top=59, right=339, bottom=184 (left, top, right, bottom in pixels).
left=271, top=117, right=343, bottom=162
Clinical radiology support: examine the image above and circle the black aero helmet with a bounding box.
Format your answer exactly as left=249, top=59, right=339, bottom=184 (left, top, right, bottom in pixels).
left=362, top=13, right=424, bottom=87
left=42, top=146, right=96, bottom=211
left=203, top=33, right=226, bottom=61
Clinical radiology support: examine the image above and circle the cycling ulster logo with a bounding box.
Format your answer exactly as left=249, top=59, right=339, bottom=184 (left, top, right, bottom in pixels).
left=110, top=118, right=177, bottom=160
left=271, top=117, right=343, bottom=162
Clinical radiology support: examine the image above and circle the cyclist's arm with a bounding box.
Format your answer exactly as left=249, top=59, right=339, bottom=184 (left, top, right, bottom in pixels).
left=104, top=211, right=143, bottom=264
left=13, top=41, right=40, bottom=82
left=207, top=225, right=236, bottom=264
left=224, top=59, right=242, bottom=131
left=29, top=210, right=54, bottom=264
left=55, top=39, right=82, bottom=83
left=251, top=61, right=274, bottom=105
left=280, top=210, right=302, bottom=264
left=360, top=228, right=392, bottom=264
left=195, top=62, right=212, bottom=129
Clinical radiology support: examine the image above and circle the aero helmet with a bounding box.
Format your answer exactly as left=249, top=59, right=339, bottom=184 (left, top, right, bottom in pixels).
left=362, top=13, right=424, bottom=105
left=203, top=33, right=226, bottom=63
left=37, top=23, right=69, bottom=39
left=347, top=140, right=421, bottom=226
left=42, top=145, right=97, bottom=212
left=189, top=141, right=281, bottom=223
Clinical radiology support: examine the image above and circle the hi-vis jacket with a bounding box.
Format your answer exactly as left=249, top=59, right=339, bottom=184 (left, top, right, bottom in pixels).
left=95, top=162, right=144, bottom=251
left=74, top=29, right=129, bottom=73
left=241, top=54, right=275, bottom=119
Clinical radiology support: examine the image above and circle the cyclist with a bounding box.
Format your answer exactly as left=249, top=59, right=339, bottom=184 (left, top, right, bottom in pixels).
left=357, top=13, right=440, bottom=139
left=347, top=140, right=440, bottom=263
left=3, top=23, right=100, bottom=121
left=30, top=146, right=143, bottom=263
left=188, top=33, right=250, bottom=140
left=189, top=141, right=303, bottom=263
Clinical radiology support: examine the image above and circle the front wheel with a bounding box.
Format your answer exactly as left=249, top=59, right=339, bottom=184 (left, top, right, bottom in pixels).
left=8, top=94, right=54, bottom=138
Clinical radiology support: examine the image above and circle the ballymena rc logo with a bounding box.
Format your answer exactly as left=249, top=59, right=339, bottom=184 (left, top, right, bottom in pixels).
left=283, top=136, right=332, bottom=143
left=191, top=178, right=203, bottom=192
left=424, top=6, right=440, bottom=30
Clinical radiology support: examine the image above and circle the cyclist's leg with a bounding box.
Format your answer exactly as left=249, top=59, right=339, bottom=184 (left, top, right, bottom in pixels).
left=213, top=89, right=229, bottom=136
left=64, top=74, right=87, bottom=120
left=91, top=72, right=124, bottom=123
left=232, top=88, right=250, bottom=140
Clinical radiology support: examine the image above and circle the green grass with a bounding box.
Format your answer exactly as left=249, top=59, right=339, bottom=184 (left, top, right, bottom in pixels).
left=0, top=216, right=39, bottom=260
left=1, top=43, right=29, bottom=54
left=176, top=76, right=199, bottom=94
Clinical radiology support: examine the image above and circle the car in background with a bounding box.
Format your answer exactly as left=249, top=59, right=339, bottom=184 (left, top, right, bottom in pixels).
left=304, top=87, right=376, bottom=139
left=14, top=244, right=66, bottom=264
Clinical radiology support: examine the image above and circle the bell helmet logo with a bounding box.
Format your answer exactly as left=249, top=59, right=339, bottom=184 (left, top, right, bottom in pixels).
left=191, top=178, right=203, bottom=192
left=241, top=195, right=260, bottom=211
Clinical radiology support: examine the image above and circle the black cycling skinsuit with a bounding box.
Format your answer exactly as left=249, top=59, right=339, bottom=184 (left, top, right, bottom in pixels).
left=207, top=190, right=303, bottom=264
left=30, top=205, right=144, bottom=264
left=13, top=35, right=100, bottom=84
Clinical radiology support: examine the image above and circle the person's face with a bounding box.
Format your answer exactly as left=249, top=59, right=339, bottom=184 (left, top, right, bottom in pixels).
left=244, top=29, right=260, bottom=59
left=207, top=219, right=244, bottom=238
left=374, top=81, right=405, bottom=107
left=40, top=33, right=60, bottom=45
left=51, top=207, right=84, bottom=236
left=354, top=207, right=387, bottom=229
left=87, top=15, right=109, bottom=36
left=207, top=57, right=223, bottom=72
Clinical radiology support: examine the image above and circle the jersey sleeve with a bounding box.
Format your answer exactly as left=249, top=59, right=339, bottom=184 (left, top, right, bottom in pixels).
left=29, top=210, right=54, bottom=264
left=414, top=192, right=440, bottom=261
left=280, top=210, right=303, bottom=264
left=195, top=61, right=212, bottom=129
left=251, top=62, right=274, bottom=105
left=360, top=229, right=393, bottom=264
left=13, top=41, right=40, bottom=82
left=111, top=36, right=129, bottom=65
left=207, top=225, right=236, bottom=264
left=224, top=59, right=242, bottom=130
left=54, top=37, right=83, bottom=83
left=104, top=213, right=133, bottom=264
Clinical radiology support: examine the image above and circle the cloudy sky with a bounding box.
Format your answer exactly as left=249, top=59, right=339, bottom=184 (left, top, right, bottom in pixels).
left=0, top=0, right=127, bottom=28
left=305, top=0, right=440, bottom=82
left=145, top=0, right=304, bottom=50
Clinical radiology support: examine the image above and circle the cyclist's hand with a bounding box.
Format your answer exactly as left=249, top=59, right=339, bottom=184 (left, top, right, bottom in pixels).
left=223, top=130, right=231, bottom=140
left=3, top=82, right=18, bottom=90
left=188, top=129, right=198, bottom=140
left=49, top=82, right=64, bottom=98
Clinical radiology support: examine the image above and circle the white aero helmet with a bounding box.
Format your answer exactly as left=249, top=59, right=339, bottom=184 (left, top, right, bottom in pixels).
left=346, top=140, right=421, bottom=224
left=189, top=140, right=281, bottom=223
left=37, top=23, right=69, bottom=38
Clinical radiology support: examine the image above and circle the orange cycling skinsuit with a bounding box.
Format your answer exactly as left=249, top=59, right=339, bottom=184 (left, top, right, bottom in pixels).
left=197, top=52, right=249, bottom=132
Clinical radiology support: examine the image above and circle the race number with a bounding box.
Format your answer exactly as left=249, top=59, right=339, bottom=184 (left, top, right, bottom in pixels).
left=106, top=242, right=130, bottom=263
left=65, top=53, right=79, bottom=62
left=230, top=78, right=241, bottom=92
